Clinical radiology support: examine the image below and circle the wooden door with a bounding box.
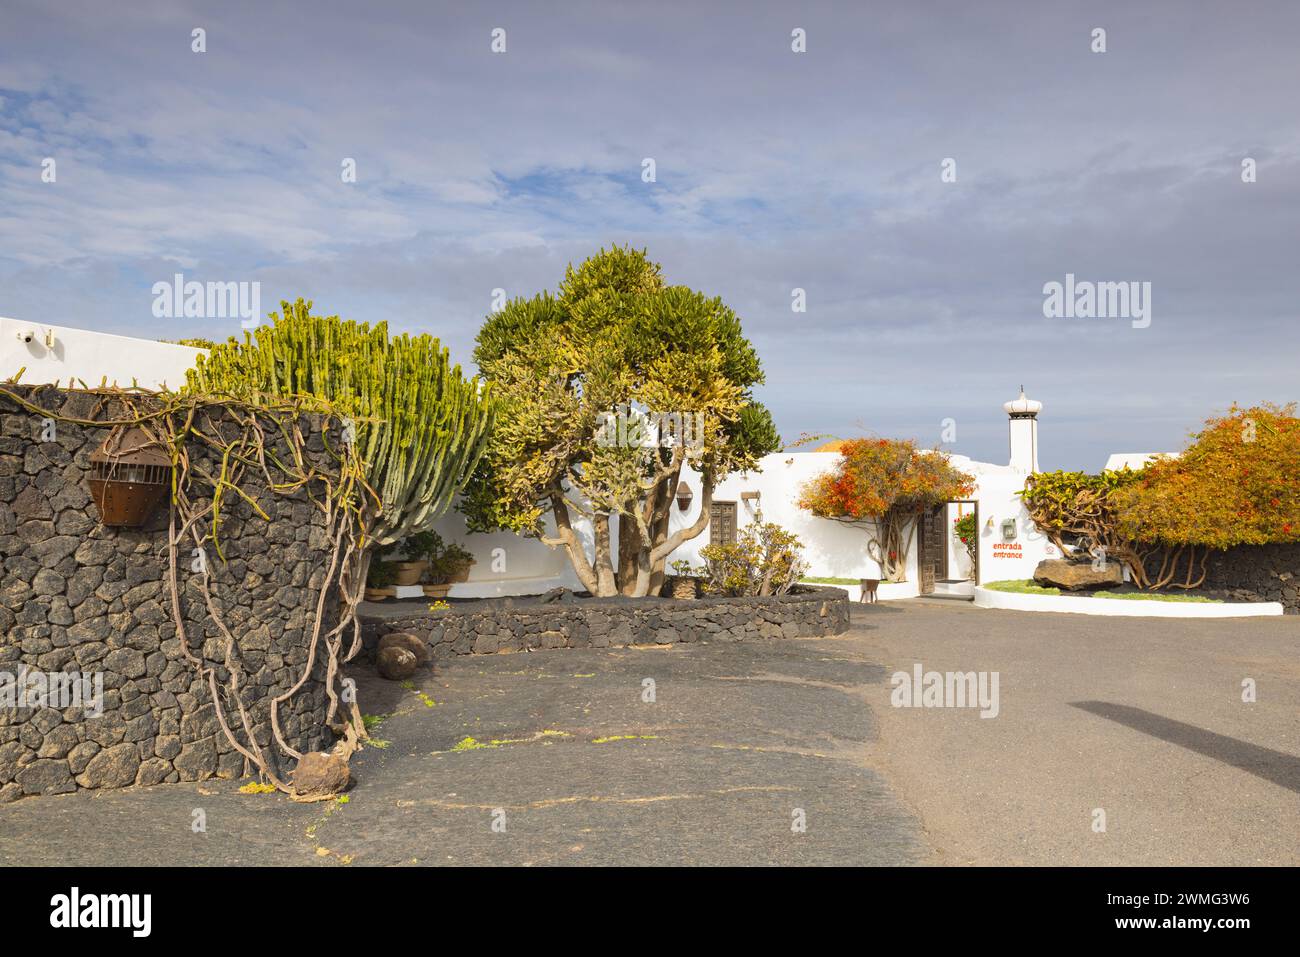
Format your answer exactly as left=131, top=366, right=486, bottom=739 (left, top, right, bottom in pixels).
left=917, top=505, right=947, bottom=594
left=709, top=501, right=737, bottom=546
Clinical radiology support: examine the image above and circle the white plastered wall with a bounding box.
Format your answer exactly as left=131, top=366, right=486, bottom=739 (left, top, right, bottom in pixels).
left=0, top=318, right=204, bottom=391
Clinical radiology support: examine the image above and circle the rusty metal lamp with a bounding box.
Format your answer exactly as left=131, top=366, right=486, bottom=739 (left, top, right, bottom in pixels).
left=87, top=427, right=172, bottom=527
left=675, top=480, right=693, bottom=511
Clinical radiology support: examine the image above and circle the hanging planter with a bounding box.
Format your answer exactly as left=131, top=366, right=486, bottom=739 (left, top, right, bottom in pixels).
left=87, top=427, right=172, bottom=527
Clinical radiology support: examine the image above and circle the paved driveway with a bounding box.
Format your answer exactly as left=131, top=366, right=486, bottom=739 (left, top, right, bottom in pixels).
left=0, top=623, right=922, bottom=866
left=862, top=599, right=1300, bottom=865
left=1, top=600, right=1296, bottom=866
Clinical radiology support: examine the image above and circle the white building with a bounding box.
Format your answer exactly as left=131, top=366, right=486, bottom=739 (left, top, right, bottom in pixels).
left=1103, top=452, right=1177, bottom=471
left=652, top=388, right=1056, bottom=600
left=435, top=389, right=1057, bottom=600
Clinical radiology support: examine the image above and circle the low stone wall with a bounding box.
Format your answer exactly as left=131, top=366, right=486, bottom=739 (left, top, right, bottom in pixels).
left=1, top=386, right=341, bottom=801
left=1201, top=544, right=1300, bottom=614
left=361, top=586, right=851, bottom=658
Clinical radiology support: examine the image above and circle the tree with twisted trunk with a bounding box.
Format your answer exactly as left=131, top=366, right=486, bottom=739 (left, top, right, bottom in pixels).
left=461, top=246, right=779, bottom=598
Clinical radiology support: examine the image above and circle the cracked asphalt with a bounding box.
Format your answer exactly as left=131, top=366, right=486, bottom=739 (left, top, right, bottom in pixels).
left=1, top=600, right=1296, bottom=866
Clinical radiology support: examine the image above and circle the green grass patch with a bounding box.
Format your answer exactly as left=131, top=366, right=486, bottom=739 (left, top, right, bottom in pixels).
left=983, top=579, right=1060, bottom=595
left=800, top=576, right=860, bottom=585
left=1092, top=590, right=1221, bottom=603
left=983, top=580, right=1221, bottom=602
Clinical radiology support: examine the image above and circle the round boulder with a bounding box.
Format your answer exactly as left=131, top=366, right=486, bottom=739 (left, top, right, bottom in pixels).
left=376, top=645, right=418, bottom=681
left=291, top=751, right=351, bottom=800
left=378, top=631, right=430, bottom=668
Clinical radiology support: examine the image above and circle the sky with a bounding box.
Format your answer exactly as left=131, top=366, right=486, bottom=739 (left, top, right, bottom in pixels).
left=1, top=0, right=1297, bottom=470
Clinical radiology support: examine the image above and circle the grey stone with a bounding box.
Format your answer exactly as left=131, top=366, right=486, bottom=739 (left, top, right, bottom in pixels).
left=1033, top=559, right=1124, bottom=591
left=173, top=739, right=218, bottom=780
left=16, top=759, right=74, bottom=795
left=36, top=725, right=79, bottom=759
left=67, top=741, right=101, bottom=774
left=0, top=741, right=27, bottom=784
left=76, top=742, right=141, bottom=789
left=135, top=758, right=171, bottom=787
left=104, top=647, right=147, bottom=679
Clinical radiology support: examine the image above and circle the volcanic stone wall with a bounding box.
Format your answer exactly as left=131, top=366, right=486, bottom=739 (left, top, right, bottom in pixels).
left=1, top=386, right=340, bottom=801
left=1201, top=544, right=1300, bottom=613
left=361, top=586, right=851, bottom=658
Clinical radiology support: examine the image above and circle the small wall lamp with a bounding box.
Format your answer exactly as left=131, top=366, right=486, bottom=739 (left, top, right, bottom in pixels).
left=675, top=481, right=693, bottom=512
left=87, top=427, right=172, bottom=527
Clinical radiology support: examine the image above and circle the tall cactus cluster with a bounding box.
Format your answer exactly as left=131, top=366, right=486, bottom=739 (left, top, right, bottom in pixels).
left=185, top=298, right=493, bottom=544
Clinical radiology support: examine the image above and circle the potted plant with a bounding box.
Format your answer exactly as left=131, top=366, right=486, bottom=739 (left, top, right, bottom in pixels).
left=365, top=559, right=398, bottom=602
left=667, top=559, right=699, bottom=599
left=393, top=532, right=434, bottom=586
left=441, top=541, right=476, bottom=583
left=413, top=531, right=474, bottom=597
left=953, top=512, right=978, bottom=570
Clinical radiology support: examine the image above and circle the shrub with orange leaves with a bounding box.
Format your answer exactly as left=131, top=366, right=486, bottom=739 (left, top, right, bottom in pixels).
left=1116, top=403, right=1300, bottom=550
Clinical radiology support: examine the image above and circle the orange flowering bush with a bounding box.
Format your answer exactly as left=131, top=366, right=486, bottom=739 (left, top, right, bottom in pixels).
left=1024, top=404, right=1299, bottom=590
left=1116, top=403, right=1300, bottom=550
left=798, top=438, right=975, bottom=581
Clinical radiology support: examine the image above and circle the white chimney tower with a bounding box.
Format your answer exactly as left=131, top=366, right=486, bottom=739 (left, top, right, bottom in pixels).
left=1003, top=386, right=1042, bottom=473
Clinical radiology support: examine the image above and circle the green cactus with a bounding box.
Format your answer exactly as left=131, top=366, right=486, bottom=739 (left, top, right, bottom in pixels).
left=185, top=298, right=493, bottom=544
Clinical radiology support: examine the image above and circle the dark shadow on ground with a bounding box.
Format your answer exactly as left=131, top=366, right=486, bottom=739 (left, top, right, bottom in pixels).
left=1070, top=701, right=1300, bottom=795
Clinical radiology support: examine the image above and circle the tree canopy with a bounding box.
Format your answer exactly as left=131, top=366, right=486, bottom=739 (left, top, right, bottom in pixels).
left=462, top=246, right=779, bottom=597
left=1116, top=403, right=1300, bottom=549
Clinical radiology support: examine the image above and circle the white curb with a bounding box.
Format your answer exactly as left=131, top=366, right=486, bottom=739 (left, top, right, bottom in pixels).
left=973, top=586, right=1284, bottom=618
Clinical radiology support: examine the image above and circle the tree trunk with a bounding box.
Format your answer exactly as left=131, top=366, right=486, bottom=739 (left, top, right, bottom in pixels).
left=593, top=513, right=617, bottom=596
left=616, top=510, right=642, bottom=596
left=628, top=477, right=714, bottom=597
left=645, top=471, right=678, bottom=596
left=544, top=493, right=601, bottom=595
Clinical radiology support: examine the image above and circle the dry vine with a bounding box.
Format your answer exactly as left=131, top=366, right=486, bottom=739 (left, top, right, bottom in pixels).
left=1, top=384, right=377, bottom=794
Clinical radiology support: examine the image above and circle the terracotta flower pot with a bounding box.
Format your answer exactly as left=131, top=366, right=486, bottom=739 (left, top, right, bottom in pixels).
left=448, top=561, right=474, bottom=584
left=364, top=587, right=395, bottom=602
left=422, top=583, right=451, bottom=598
left=393, top=561, right=427, bottom=586
left=671, top=576, right=698, bottom=600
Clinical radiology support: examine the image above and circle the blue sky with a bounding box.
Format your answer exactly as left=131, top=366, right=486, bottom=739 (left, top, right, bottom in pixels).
left=1, top=0, right=1297, bottom=468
